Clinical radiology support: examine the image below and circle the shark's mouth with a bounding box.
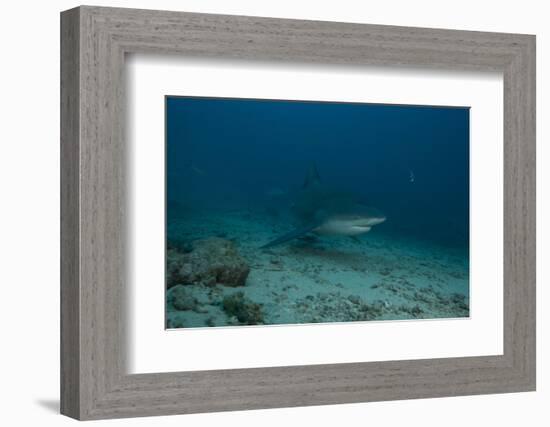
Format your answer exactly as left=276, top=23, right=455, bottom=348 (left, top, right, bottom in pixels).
left=350, top=225, right=372, bottom=233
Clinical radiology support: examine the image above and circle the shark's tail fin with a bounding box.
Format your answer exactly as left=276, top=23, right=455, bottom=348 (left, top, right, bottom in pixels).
left=303, top=162, right=321, bottom=189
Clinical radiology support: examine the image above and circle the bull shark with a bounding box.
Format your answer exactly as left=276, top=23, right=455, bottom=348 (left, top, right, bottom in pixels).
left=260, top=164, right=386, bottom=249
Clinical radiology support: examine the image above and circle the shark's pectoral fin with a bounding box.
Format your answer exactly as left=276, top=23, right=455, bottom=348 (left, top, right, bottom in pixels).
left=260, top=223, right=320, bottom=249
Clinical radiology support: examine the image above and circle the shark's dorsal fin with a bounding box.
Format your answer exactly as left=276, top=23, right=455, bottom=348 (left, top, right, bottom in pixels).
left=303, top=163, right=321, bottom=189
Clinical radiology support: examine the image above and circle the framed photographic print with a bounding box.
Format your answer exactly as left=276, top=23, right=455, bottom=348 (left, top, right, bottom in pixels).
left=164, top=95, right=471, bottom=330
left=61, top=6, right=536, bottom=420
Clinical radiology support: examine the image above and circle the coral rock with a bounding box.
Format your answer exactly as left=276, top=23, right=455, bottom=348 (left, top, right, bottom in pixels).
left=167, top=238, right=250, bottom=288
left=169, top=285, right=198, bottom=311
left=222, top=292, right=264, bottom=325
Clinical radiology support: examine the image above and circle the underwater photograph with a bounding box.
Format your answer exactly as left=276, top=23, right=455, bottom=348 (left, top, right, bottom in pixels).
left=165, top=96, right=470, bottom=329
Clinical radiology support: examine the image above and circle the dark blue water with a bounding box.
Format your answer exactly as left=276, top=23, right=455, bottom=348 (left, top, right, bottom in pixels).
left=166, top=96, right=469, bottom=251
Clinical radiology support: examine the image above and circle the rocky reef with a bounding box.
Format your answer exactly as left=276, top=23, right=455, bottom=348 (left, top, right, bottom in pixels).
left=168, top=285, right=199, bottom=311
left=222, top=292, right=264, bottom=325
left=167, top=237, right=250, bottom=288
left=164, top=211, right=469, bottom=328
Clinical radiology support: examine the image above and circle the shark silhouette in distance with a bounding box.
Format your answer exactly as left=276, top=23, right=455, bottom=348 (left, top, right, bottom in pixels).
left=260, top=164, right=386, bottom=249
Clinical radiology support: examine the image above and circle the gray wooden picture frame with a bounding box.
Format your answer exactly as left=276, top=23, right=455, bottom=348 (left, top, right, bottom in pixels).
left=60, top=5, right=536, bottom=421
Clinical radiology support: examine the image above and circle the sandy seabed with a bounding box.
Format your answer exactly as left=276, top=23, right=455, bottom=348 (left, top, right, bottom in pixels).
left=166, top=209, right=469, bottom=329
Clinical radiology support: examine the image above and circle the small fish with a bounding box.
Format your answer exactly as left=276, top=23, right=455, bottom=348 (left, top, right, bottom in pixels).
left=191, top=165, right=206, bottom=176
left=409, top=170, right=415, bottom=183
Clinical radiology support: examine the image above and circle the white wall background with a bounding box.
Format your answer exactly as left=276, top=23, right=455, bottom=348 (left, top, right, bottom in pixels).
left=0, top=0, right=546, bottom=425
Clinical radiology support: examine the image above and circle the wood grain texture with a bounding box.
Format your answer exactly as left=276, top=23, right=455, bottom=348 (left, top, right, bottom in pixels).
left=60, top=5, right=536, bottom=420
left=60, top=7, right=80, bottom=419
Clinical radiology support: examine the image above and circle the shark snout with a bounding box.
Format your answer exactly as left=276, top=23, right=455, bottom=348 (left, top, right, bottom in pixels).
left=360, top=207, right=386, bottom=226
left=348, top=208, right=386, bottom=227
left=365, top=215, right=386, bottom=226
left=314, top=211, right=386, bottom=236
